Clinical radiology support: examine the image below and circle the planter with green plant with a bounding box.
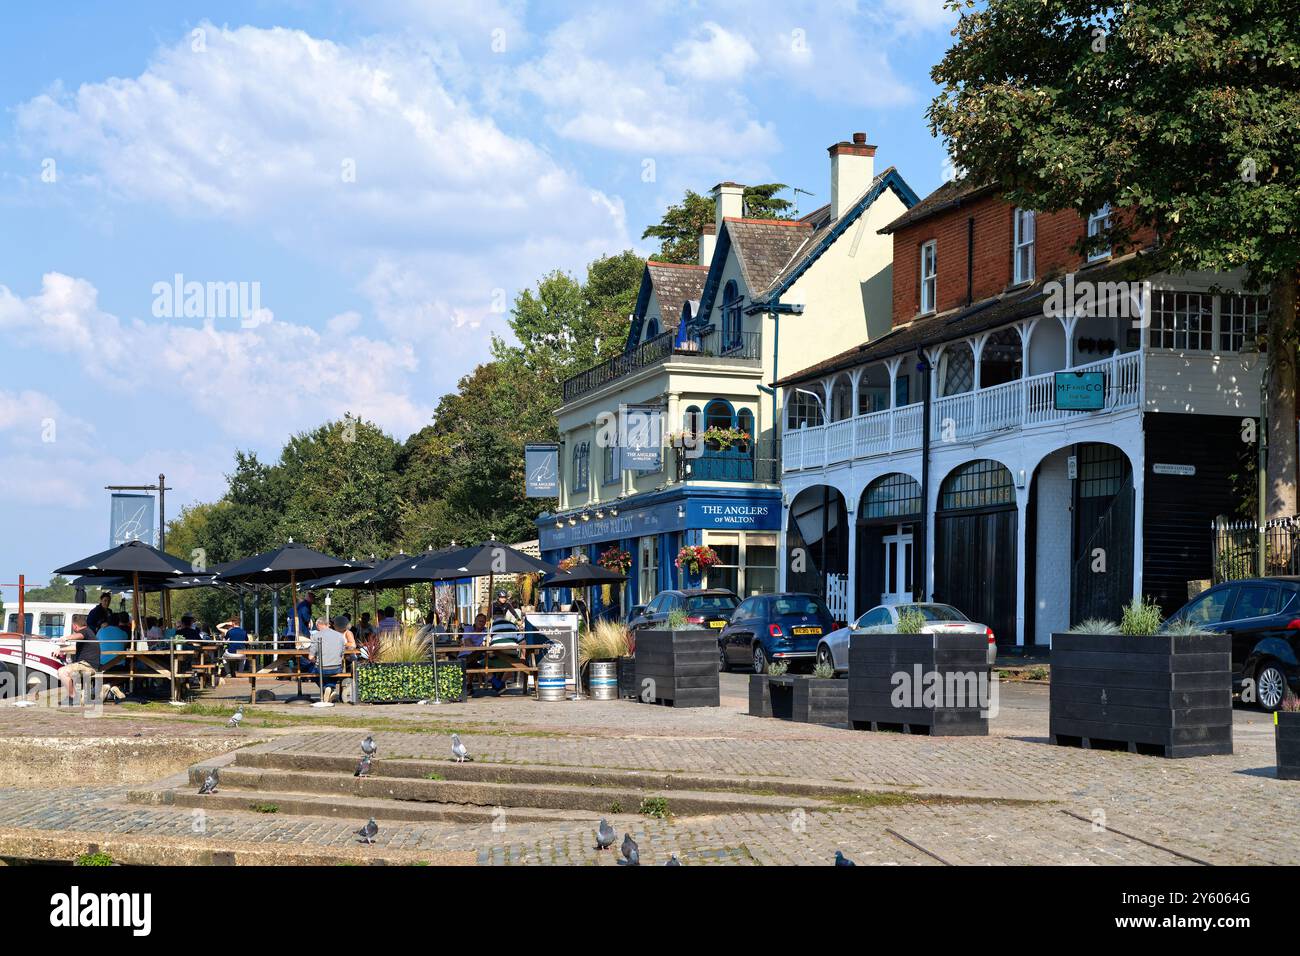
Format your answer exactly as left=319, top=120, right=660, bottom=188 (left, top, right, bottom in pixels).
left=1049, top=598, right=1232, bottom=758
left=634, top=608, right=720, bottom=707
left=355, top=629, right=466, bottom=704
left=847, top=608, right=989, bottom=736
left=1275, top=694, right=1300, bottom=780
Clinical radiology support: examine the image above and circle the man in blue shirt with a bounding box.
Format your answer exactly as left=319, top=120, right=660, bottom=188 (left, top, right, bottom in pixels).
left=95, top=612, right=129, bottom=668
left=222, top=612, right=248, bottom=674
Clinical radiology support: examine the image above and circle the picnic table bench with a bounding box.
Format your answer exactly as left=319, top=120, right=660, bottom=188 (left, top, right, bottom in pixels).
left=231, top=647, right=358, bottom=703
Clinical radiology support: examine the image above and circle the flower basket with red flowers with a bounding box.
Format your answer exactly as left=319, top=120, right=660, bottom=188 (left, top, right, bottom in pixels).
left=675, top=544, right=720, bottom=577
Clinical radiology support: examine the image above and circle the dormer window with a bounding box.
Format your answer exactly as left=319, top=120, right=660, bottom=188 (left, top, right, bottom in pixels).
left=1013, top=209, right=1035, bottom=284
left=1087, top=204, right=1112, bottom=262
left=645, top=318, right=660, bottom=340
left=919, top=240, right=937, bottom=314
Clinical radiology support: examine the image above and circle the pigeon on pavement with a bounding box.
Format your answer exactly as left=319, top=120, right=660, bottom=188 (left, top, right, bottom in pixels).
left=621, top=833, right=639, bottom=866
left=355, top=753, right=372, bottom=778
left=356, top=818, right=378, bottom=845
left=834, top=850, right=855, bottom=866
left=451, top=734, right=472, bottom=763
left=361, top=735, right=377, bottom=757
left=198, top=769, right=218, bottom=795
left=594, top=818, right=615, bottom=851
left=665, top=854, right=681, bottom=866
left=226, top=706, right=244, bottom=729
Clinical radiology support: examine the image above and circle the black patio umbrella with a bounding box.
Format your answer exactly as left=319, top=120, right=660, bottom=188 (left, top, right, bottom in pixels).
left=374, top=541, right=555, bottom=585
left=541, top=564, right=626, bottom=630
left=215, top=542, right=358, bottom=642
left=55, top=540, right=197, bottom=701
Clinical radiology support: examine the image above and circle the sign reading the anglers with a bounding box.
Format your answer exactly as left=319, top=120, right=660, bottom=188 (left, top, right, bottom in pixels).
left=621, top=405, right=662, bottom=471
left=1054, top=370, right=1105, bottom=411
left=109, top=493, right=155, bottom=547
left=524, top=444, right=560, bottom=498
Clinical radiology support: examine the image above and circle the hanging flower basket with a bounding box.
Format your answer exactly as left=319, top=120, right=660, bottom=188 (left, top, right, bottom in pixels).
left=702, top=426, right=750, bottom=451
left=558, top=553, right=590, bottom=572
left=598, top=546, right=632, bottom=575
left=675, top=545, right=720, bottom=576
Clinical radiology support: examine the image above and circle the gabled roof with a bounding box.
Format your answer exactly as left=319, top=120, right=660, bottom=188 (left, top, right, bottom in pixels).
left=693, top=217, right=811, bottom=327
left=772, top=250, right=1157, bottom=388
left=878, top=176, right=997, bottom=235
left=750, top=167, right=920, bottom=310
left=626, top=260, right=708, bottom=349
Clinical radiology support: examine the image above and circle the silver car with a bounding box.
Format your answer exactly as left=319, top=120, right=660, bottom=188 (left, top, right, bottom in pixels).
left=816, top=603, right=997, bottom=674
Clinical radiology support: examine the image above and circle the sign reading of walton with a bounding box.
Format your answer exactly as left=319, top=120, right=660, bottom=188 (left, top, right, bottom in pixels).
left=697, top=503, right=775, bottom=527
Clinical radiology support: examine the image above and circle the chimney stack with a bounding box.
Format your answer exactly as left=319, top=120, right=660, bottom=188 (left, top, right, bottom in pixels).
left=698, top=223, right=717, bottom=266
left=711, top=182, right=745, bottom=232
left=829, top=132, right=876, bottom=221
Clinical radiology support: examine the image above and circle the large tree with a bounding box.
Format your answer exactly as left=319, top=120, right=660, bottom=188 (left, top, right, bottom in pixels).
left=929, top=0, right=1300, bottom=517
left=642, top=184, right=794, bottom=263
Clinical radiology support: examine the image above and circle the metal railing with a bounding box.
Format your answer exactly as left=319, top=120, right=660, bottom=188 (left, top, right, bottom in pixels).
left=1212, top=517, right=1300, bottom=582
left=675, top=439, right=780, bottom=484
left=562, top=328, right=763, bottom=402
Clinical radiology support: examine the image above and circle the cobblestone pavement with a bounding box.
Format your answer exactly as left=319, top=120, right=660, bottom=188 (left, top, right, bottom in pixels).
left=0, top=681, right=1291, bottom=865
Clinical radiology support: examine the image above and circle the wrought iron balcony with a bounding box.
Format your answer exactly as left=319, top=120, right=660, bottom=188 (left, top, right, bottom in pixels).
left=562, top=328, right=762, bottom=403
left=674, top=439, right=780, bottom=484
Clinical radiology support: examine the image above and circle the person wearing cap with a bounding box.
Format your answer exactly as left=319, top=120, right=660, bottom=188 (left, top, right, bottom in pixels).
left=308, top=615, right=349, bottom=704
left=491, top=590, right=519, bottom=625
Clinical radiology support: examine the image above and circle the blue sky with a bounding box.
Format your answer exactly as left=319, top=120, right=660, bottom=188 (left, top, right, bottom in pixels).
left=0, top=0, right=958, bottom=593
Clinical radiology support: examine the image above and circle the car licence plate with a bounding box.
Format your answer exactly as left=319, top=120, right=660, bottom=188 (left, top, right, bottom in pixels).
left=792, top=626, right=821, bottom=635
left=709, top=620, right=726, bottom=628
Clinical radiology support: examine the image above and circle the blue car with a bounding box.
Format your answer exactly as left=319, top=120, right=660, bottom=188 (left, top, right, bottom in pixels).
left=718, top=592, right=835, bottom=674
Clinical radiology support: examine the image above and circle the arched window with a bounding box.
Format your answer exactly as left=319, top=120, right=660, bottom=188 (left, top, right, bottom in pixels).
left=705, top=399, right=734, bottom=431
left=572, top=442, right=590, bottom=493
left=785, top=389, right=823, bottom=429
left=830, top=376, right=853, bottom=421
left=942, top=347, right=974, bottom=396
left=939, top=459, right=1014, bottom=511
left=722, top=281, right=742, bottom=351
left=645, top=318, right=660, bottom=340
left=861, top=473, right=922, bottom=520
left=683, top=405, right=702, bottom=436
left=737, top=409, right=754, bottom=450
left=602, top=440, right=618, bottom=486
left=980, top=327, right=1023, bottom=388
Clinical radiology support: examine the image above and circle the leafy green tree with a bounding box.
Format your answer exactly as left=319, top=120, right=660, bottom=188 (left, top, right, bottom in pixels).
left=928, top=0, right=1300, bottom=516
left=642, top=184, right=793, bottom=263
left=24, top=575, right=77, bottom=602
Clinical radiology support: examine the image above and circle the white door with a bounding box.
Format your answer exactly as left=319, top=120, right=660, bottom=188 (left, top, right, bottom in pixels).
left=881, top=528, right=914, bottom=605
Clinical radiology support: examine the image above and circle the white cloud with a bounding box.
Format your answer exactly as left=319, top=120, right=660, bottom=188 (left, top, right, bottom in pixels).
left=668, top=23, right=758, bottom=83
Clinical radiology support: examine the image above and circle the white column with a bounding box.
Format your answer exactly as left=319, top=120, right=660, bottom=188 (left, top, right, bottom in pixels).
left=885, top=356, right=902, bottom=452
left=1131, top=438, right=1145, bottom=601
left=1014, top=481, right=1029, bottom=648
left=844, top=495, right=858, bottom=623
left=1060, top=315, right=1080, bottom=369
left=969, top=334, right=988, bottom=434
left=925, top=345, right=946, bottom=444
left=665, top=391, right=681, bottom=485
left=849, top=368, right=863, bottom=421
left=1016, top=318, right=1037, bottom=426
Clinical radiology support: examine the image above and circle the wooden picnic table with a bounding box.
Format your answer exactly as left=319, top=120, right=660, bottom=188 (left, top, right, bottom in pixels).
left=232, top=646, right=359, bottom=703
left=431, top=641, right=554, bottom=696
left=102, top=649, right=196, bottom=701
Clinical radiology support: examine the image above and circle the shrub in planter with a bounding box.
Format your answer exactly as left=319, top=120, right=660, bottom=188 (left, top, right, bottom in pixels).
left=1050, top=604, right=1232, bottom=758
left=635, top=626, right=719, bottom=708
left=848, top=631, right=989, bottom=735
left=1275, top=696, right=1300, bottom=780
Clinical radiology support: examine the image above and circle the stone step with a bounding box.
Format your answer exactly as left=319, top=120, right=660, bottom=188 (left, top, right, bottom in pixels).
left=129, top=787, right=596, bottom=825
left=231, top=749, right=915, bottom=803
left=184, top=764, right=832, bottom=817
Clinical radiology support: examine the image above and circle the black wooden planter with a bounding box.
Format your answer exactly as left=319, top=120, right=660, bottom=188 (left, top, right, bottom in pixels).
left=1049, top=632, right=1232, bottom=758
left=1276, top=713, right=1300, bottom=779
left=848, top=632, right=989, bottom=735
left=616, top=656, right=638, bottom=700
left=634, top=630, right=719, bottom=707
left=750, top=674, right=847, bottom=724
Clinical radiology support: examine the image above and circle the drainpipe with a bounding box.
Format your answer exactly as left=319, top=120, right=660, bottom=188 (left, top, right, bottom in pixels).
left=759, top=302, right=806, bottom=458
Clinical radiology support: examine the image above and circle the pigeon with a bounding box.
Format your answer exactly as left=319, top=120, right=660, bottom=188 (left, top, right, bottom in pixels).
left=621, top=833, right=639, bottom=866
left=355, top=753, right=372, bottom=778
left=361, top=735, right=377, bottom=757
left=356, top=818, right=378, bottom=845
left=226, top=706, right=244, bottom=729
left=451, top=734, right=472, bottom=763
left=834, top=850, right=855, bottom=867
left=665, top=854, right=681, bottom=866
left=594, top=818, right=615, bottom=851
left=198, top=769, right=218, bottom=795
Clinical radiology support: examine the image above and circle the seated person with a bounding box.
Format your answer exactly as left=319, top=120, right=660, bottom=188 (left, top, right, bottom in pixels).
left=307, top=616, right=348, bottom=704
left=57, top=615, right=99, bottom=706
left=95, top=612, right=130, bottom=668
left=175, top=614, right=202, bottom=645
left=222, top=612, right=248, bottom=673
left=145, top=616, right=164, bottom=650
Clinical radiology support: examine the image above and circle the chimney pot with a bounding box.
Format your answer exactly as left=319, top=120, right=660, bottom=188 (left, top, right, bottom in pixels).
left=852, top=132, right=867, bottom=145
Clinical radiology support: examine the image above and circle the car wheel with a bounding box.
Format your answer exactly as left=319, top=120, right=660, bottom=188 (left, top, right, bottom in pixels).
left=752, top=644, right=767, bottom=675
left=1255, top=661, right=1287, bottom=712
left=817, top=644, right=835, bottom=673
left=718, top=643, right=729, bottom=673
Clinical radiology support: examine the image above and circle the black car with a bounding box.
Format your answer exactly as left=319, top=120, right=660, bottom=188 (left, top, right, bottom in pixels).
left=718, top=592, right=836, bottom=674
left=628, top=589, right=740, bottom=633
left=1164, top=576, right=1300, bottom=711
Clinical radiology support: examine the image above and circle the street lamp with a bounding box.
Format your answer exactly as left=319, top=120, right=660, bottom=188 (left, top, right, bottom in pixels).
left=1241, top=334, right=1269, bottom=576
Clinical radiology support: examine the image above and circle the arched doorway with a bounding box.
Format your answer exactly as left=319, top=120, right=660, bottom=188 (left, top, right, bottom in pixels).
left=787, top=484, right=850, bottom=620
left=856, top=473, right=923, bottom=611
left=934, top=459, right=1018, bottom=648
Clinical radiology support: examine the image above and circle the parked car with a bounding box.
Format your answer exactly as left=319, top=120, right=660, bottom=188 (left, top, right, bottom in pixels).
left=817, top=603, right=997, bottom=674
left=1162, top=576, right=1300, bottom=711
left=718, top=592, right=835, bottom=674
left=628, top=589, right=739, bottom=633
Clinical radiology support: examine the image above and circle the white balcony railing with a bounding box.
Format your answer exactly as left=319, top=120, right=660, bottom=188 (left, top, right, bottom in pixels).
left=782, top=350, right=1143, bottom=472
